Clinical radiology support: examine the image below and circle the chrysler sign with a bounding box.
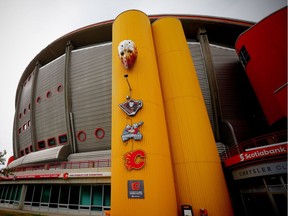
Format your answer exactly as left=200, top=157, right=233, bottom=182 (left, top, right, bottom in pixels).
left=232, top=161, right=287, bottom=180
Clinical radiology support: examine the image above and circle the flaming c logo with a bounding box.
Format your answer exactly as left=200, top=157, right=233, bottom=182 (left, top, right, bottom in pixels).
left=131, top=181, right=141, bottom=190
left=124, top=149, right=146, bottom=170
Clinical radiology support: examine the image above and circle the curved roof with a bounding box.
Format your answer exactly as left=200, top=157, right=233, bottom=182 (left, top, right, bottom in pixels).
left=15, top=14, right=253, bottom=105
left=8, top=145, right=71, bottom=168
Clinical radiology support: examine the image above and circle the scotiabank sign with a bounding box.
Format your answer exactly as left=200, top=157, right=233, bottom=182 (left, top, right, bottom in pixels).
left=224, top=143, right=287, bottom=167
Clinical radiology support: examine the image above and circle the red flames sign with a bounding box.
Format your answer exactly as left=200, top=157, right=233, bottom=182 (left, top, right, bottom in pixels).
left=124, top=149, right=146, bottom=170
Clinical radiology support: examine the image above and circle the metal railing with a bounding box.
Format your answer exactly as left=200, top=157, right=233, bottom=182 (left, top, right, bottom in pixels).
left=220, top=130, right=287, bottom=161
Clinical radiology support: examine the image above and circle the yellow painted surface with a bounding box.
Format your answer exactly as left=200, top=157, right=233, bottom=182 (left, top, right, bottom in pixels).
left=111, top=10, right=177, bottom=216
left=152, top=17, right=234, bottom=216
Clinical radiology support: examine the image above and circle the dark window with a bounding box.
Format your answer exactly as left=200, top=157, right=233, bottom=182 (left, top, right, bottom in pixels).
left=38, top=140, right=46, bottom=150
left=103, top=185, right=111, bottom=206
left=273, top=194, right=288, bottom=216
left=265, top=176, right=282, bottom=186
left=18, top=128, right=21, bottom=134
left=69, top=186, right=79, bottom=209
left=59, top=186, right=69, bottom=204
left=7, top=186, right=13, bottom=201
left=282, top=174, right=287, bottom=184
left=25, top=148, right=29, bottom=154
left=48, top=137, right=56, bottom=147
left=32, top=185, right=41, bottom=206
left=41, top=185, right=51, bottom=203
left=92, top=186, right=102, bottom=207
left=15, top=185, right=22, bottom=201
left=10, top=186, right=16, bottom=203
left=29, top=145, right=33, bottom=152
left=58, top=134, right=68, bottom=144
left=239, top=45, right=250, bottom=67
left=19, top=113, right=22, bottom=119
left=23, top=124, right=27, bottom=131
left=23, top=108, right=27, bottom=115
left=25, top=185, right=34, bottom=202
left=49, top=185, right=60, bottom=208
left=3, top=186, right=9, bottom=200
left=20, top=150, right=24, bottom=157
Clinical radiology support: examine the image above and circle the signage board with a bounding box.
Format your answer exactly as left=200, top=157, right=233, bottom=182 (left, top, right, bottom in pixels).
left=232, top=161, right=287, bottom=180
left=224, top=143, right=287, bottom=167
left=128, top=180, right=144, bottom=199
left=67, top=172, right=111, bottom=178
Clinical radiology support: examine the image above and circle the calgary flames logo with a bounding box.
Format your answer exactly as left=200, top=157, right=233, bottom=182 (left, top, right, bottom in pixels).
left=118, top=40, right=138, bottom=69
left=131, top=181, right=141, bottom=190
left=124, top=149, right=146, bottom=170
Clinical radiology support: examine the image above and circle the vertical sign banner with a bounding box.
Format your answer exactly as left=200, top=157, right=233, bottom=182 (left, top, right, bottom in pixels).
left=128, top=180, right=144, bottom=199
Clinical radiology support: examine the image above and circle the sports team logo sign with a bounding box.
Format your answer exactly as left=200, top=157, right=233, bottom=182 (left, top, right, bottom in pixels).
left=117, top=41, right=147, bottom=172
left=124, top=149, right=146, bottom=170
left=128, top=180, right=144, bottom=199
left=119, top=99, right=143, bottom=116
left=121, top=121, right=144, bottom=142
left=118, top=40, right=138, bottom=69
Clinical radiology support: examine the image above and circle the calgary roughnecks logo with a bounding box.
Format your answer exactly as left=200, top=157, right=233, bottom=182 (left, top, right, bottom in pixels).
left=121, top=121, right=144, bottom=142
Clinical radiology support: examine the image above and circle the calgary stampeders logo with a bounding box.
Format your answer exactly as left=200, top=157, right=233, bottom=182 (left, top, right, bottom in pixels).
left=124, top=149, right=146, bottom=170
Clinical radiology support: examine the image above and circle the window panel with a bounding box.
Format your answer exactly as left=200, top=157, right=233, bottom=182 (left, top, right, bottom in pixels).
left=9, top=186, right=16, bottom=201
left=32, top=185, right=41, bottom=206
left=103, top=185, right=111, bottom=207
left=91, top=186, right=102, bottom=206
left=41, top=185, right=51, bottom=203
left=25, top=185, right=34, bottom=202
left=15, top=185, right=22, bottom=201
left=59, top=185, right=69, bottom=204
left=49, top=185, right=60, bottom=208
left=80, top=186, right=91, bottom=205
left=69, top=186, right=79, bottom=209
left=4, top=186, right=11, bottom=200
left=48, top=138, right=56, bottom=147
left=0, top=186, right=3, bottom=200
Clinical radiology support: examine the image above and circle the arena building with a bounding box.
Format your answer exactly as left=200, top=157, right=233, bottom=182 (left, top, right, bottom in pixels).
left=0, top=7, right=286, bottom=216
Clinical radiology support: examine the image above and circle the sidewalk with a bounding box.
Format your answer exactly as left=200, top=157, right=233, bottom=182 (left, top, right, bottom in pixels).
left=0, top=208, right=72, bottom=216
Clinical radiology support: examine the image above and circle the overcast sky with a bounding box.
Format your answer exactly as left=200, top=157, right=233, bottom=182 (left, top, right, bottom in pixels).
left=0, top=0, right=286, bottom=165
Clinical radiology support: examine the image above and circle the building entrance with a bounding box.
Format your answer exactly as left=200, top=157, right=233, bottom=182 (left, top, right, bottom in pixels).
left=239, top=175, right=287, bottom=216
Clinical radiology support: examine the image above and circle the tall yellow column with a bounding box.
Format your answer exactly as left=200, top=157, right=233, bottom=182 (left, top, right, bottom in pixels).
left=152, top=18, right=234, bottom=216
left=111, top=10, right=177, bottom=216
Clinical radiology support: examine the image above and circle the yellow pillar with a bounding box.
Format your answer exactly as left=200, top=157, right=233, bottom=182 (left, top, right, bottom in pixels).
left=152, top=17, right=234, bottom=216
left=111, top=10, right=177, bottom=216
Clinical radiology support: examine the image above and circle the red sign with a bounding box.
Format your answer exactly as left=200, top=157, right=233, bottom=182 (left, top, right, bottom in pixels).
left=2, top=173, right=61, bottom=180
left=124, top=149, right=146, bottom=170
left=224, top=143, right=287, bottom=167
left=67, top=172, right=111, bottom=178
